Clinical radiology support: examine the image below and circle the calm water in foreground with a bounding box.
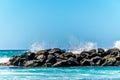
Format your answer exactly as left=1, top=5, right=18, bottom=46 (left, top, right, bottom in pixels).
left=0, top=50, right=120, bottom=80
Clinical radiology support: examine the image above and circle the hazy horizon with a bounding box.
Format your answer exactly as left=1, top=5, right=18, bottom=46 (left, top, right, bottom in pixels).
left=0, top=0, right=120, bottom=49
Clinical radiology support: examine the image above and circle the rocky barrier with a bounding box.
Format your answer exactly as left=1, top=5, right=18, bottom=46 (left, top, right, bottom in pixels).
left=2, top=48, right=120, bottom=67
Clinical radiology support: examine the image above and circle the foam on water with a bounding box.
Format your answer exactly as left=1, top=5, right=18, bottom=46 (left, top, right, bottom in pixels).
left=29, top=41, right=98, bottom=54
left=29, top=42, right=46, bottom=52
left=0, top=56, right=10, bottom=63
left=68, top=42, right=97, bottom=53
left=113, top=40, right=120, bottom=49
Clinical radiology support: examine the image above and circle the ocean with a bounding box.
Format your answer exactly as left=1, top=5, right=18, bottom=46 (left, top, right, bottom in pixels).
left=0, top=50, right=120, bottom=80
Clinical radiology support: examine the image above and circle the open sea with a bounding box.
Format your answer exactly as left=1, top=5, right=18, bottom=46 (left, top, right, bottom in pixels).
left=0, top=50, right=120, bottom=80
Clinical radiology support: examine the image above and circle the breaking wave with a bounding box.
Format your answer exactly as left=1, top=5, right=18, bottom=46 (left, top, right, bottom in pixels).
left=0, top=56, right=10, bottom=63
left=29, top=41, right=97, bottom=53
left=113, top=40, right=120, bottom=49
left=29, top=40, right=120, bottom=53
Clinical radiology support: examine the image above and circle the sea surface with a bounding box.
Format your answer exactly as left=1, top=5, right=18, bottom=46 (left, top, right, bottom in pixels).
left=0, top=50, right=120, bottom=80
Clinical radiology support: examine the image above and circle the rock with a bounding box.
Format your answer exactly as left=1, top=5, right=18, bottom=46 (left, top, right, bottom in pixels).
left=98, top=48, right=105, bottom=53
left=89, top=53, right=100, bottom=58
left=36, top=55, right=46, bottom=63
left=116, top=57, right=120, bottom=61
left=21, top=52, right=35, bottom=60
left=36, top=50, right=48, bottom=56
left=114, top=61, right=120, bottom=66
left=80, top=51, right=89, bottom=59
left=44, top=63, right=52, bottom=67
left=5, top=47, right=120, bottom=67
left=52, top=60, right=68, bottom=67
left=48, top=48, right=62, bottom=54
left=24, top=60, right=41, bottom=67
left=12, top=57, right=20, bottom=66
left=106, top=48, right=120, bottom=56
left=81, top=59, right=91, bottom=66
left=99, top=59, right=106, bottom=66
left=59, top=52, right=76, bottom=59
left=89, top=49, right=97, bottom=53
left=91, top=56, right=101, bottom=66
left=46, top=55, right=57, bottom=64
left=102, top=55, right=116, bottom=66
left=75, top=54, right=82, bottom=62
left=67, top=57, right=80, bottom=66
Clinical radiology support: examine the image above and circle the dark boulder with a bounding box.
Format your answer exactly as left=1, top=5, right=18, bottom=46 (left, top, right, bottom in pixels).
left=52, top=60, right=69, bottom=67
left=36, top=55, right=46, bottom=63
left=116, top=57, right=120, bottom=61
left=80, top=51, right=89, bottom=59
left=91, top=56, right=101, bottom=66
left=81, top=59, right=91, bottom=66
left=106, top=48, right=120, bottom=56
left=21, top=52, right=35, bottom=60
left=102, top=55, right=116, bottom=66
left=67, top=57, right=80, bottom=66
left=24, top=60, right=41, bottom=67
left=89, top=53, right=100, bottom=59
left=75, top=54, right=82, bottom=62
left=89, top=49, right=97, bottom=54
left=98, top=48, right=105, bottom=53
left=36, top=50, right=48, bottom=57
left=46, top=55, right=57, bottom=64
left=48, top=48, right=62, bottom=54
left=59, top=52, right=76, bottom=59
left=12, top=57, right=20, bottom=66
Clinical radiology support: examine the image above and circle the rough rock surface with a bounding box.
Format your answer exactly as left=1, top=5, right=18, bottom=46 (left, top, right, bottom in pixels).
left=2, top=48, right=120, bottom=67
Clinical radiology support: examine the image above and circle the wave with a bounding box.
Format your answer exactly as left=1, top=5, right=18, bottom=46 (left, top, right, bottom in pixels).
left=29, top=41, right=97, bottom=53
left=29, top=40, right=120, bottom=54
left=0, top=56, right=10, bottom=63
left=113, top=40, right=120, bottom=49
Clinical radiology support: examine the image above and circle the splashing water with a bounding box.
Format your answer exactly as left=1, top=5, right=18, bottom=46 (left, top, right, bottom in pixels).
left=0, top=56, right=10, bottom=63
left=69, top=42, right=97, bottom=53
left=29, top=40, right=98, bottom=54
left=113, top=40, right=120, bottom=49
left=29, top=42, right=46, bottom=52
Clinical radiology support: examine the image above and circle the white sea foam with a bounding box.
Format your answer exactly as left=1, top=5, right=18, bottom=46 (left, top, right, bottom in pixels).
left=113, top=40, right=120, bottom=49
left=0, top=56, right=10, bottom=63
left=29, top=40, right=120, bottom=54
left=69, top=42, right=97, bottom=53
left=29, top=42, right=46, bottom=52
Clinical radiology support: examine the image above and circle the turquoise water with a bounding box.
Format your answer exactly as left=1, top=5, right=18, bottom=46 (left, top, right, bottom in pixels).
left=0, top=50, right=120, bottom=80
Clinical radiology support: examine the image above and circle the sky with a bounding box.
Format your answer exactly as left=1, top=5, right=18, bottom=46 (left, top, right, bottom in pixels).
left=0, top=0, right=120, bottom=49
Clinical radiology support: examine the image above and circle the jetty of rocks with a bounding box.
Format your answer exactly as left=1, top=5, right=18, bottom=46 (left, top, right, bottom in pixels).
left=2, top=48, right=120, bottom=67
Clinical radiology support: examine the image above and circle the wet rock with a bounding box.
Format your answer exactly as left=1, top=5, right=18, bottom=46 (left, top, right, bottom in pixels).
left=52, top=60, right=69, bottom=67
left=36, top=50, right=48, bottom=56
left=81, top=59, right=91, bottom=66
left=46, top=55, right=57, bottom=64
left=116, top=57, right=120, bottom=61
left=67, top=57, right=80, bottom=66
left=114, top=61, right=120, bottom=66
left=75, top=54, right=82, bottom=62
left=89, top=53, right=100, bottom=59
left=36, top=55, right=46, bottom=63
left=98, top=48, right=105, bottom=53
left=21, top=52, right=35, bottom=60
left=106, top=48, right=120, bottom=56
left=80, top=51, right=89, bottom=59
left=12, top=57, right=20, bottom=66
left=48, top=48, right=62, bottom=54
left=24, top=60, right=41, bottom=67
left=91, top=56, right=101, bottom=66
left=59, top=52, right=76, bottom=60
left=102, top=55, right=116, bottom=66
left=89, top=49, right=97, bottom=54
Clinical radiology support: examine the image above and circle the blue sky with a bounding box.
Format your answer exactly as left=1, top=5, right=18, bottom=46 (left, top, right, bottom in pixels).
left=0, top=0, right=120, bottom=49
